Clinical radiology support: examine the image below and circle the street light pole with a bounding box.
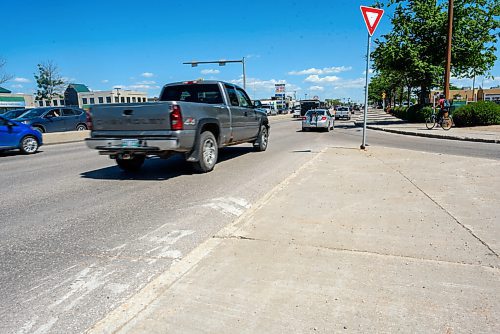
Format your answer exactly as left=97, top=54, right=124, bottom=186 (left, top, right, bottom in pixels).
left=242, top=57, right=246, bottom=90
left=183, top=58, right=247, bottom=90
left=444, top=0, right=454, bottom=100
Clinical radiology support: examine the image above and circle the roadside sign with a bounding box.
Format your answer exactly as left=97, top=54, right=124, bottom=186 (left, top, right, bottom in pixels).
left=360, top=6, right=384, bottom=36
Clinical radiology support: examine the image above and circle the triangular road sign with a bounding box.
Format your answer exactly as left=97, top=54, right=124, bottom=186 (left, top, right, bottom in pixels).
left=360, top=6, right=384, bottom=36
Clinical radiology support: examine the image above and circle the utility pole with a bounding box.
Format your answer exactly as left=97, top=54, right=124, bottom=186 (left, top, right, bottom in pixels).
left=444, top=0, right=454, bottom=100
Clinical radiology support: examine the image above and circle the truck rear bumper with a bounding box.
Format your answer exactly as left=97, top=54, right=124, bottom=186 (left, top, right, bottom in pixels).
left=85, top=132, right=195, bottom=153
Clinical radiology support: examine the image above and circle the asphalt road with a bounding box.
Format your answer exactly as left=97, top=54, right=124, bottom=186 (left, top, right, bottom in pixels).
left=0, top=117, right=498, bottom=333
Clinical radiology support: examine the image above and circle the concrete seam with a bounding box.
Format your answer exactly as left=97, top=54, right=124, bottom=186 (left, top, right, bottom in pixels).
left=371, top=154, right=499, bottom=259
left=225, top=237, right=499, bottom=270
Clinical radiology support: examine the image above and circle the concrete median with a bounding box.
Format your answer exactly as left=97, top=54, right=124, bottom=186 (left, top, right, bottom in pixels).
left=42, top=130, right=90, bottom=145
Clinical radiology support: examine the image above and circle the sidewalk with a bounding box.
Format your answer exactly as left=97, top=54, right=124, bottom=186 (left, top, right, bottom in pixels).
left=89, top=146, right=500, bottom=334
left=354, top=109, right=500, bottom=144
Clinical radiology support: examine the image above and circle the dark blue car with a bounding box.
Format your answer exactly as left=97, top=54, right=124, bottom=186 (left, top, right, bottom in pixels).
left=0, top=115, right=43, bottom=154
left=15, top=107, right=88, bottom=133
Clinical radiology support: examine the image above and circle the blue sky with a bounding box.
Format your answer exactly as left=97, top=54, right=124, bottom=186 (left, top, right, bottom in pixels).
left=2, top=0, right=499, bottom=103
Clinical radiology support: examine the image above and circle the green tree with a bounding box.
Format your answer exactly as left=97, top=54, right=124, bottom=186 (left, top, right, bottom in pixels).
left=34, top=61, right=66, bottom=105
left=372, top=0, right=499, bottom=104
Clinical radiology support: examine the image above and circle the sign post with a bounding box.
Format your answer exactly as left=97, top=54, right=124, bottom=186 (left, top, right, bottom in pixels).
left=360, top=6, right=384, bottom=150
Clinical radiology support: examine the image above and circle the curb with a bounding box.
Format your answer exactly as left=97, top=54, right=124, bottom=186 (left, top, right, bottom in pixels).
left=355, top=122, right=500, bottom=144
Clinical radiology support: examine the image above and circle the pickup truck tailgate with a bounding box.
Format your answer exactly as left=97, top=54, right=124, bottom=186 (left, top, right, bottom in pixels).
left=91, top=102, right=172, bottom=131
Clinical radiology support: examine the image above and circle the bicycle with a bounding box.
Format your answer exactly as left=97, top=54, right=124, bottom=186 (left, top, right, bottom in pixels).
left=425, top=108, right=453, bottom=131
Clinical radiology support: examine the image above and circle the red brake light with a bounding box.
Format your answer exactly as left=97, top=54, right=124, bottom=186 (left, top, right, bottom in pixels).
left=170, top=105, right=183, bottom=130
left=85, top=110, right=93, bottom=130
left=321, top=116, right=327, bottom=121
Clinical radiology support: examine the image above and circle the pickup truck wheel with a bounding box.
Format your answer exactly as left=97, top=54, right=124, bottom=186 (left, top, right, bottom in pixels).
left=253, top=125, right=268, bottom=152
left=192, top=131, right=218, bottom=173
left=116, top=156, right=145, bottom=172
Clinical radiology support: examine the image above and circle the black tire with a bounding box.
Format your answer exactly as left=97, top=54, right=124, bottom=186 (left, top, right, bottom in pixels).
left=425, top=115, right=436, bottom=129
left=254, top=125, right=269, bottom=152
left=19, top=136, right=39, bottom=154
left=76, top=123, right=87, bottom=131
left=33, top=126, right=44, bottom=133
left=441, top=116, right=453, bottom=131
left=302, top=127, right=309, bottom=132
left=116, top=156, right=145, bottom=172
left=191, top=131, right=218, bottom=173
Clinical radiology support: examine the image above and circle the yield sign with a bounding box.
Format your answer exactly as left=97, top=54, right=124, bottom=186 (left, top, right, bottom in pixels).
left=360, top=6, right=384, bottom=36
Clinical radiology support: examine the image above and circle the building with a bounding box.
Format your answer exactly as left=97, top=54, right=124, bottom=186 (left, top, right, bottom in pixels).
left=478, top=87, right=500, bottom=102
left=35, top=84, right=148, bottom=109
left=0, top=86, right=35, bottom=112
left=430, top=87, right=499, bottom=103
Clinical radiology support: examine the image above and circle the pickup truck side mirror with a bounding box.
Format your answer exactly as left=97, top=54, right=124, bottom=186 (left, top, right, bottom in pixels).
left=253, top=100, right=262, bottom=108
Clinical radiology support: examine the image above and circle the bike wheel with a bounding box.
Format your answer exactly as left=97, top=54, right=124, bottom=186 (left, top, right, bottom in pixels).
left=425, top=115, right=436, bottom=129
left=441, top=116, right=453, bottom=131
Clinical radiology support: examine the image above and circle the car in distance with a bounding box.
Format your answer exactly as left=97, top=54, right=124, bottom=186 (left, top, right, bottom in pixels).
left=14, top=107, right=88, bottom=133
left=292, top=105, right=301, bottom=118
left=260, top=104, right=277, bottom=116
left=302, top=109, right=334, bottom=132
left=0, top=114, right=43, bottom=154
left=335, top=106, right=351, bottom=120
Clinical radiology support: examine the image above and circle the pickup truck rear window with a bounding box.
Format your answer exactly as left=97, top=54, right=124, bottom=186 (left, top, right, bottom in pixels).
left=160, top=84, right=223, bottom=104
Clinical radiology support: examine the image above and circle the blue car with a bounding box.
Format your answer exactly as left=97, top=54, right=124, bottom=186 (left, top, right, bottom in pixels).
left=15, top=107, right=87, bottom=133
left=0, top=115, right=43, bottom=154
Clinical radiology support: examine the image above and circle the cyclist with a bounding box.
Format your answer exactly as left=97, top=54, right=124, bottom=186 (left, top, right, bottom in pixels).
left=436, top=94, right=449, bottom=124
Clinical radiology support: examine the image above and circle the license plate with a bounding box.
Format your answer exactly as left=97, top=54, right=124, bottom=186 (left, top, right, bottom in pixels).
left=121, top=139, right=139, bottom=148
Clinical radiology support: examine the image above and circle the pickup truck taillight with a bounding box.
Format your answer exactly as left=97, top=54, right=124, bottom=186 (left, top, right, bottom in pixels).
left=170, top=105, right=183, bottom=130
left=85, top=110, right=93, bottom=130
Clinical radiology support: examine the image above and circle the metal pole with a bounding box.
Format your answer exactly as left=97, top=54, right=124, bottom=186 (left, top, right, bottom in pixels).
left=361, top=34, right=371, bottom=150
left=444, top=0, right=454, bottom=100
left=242, top=57, right=246, bottom=90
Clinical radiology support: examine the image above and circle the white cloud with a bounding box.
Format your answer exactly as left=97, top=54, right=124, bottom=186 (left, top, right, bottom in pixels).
left=362, top=69, right=374, bottom=75
left=129, top=84, right=160, bottom=90
left=114, top=84, right=160, bottom=91
left=101, top=79, right=109, bottom=83
left=201, top=69, right=220, bottom=75
left=309, top=86, right=324, bottom=91
left=11, top=84, right=23, bottom=88
left=230, top=77, right=301, bottom=99
left=14, top=77, right=30, bottom=83
left=305, top=75, right=340, bottom=83
left=333, top=78, right=366, bottom=89
left=137, top=80, right=156, bottom=85
left=288, top=66, right=352, bottom=76
left=141, top=72, right=154, bottom=78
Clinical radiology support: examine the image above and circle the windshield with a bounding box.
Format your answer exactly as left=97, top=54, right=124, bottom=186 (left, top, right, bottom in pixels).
left=3, top=109, right=28, bottom=119
left=18, top=108, right=47, bottom=118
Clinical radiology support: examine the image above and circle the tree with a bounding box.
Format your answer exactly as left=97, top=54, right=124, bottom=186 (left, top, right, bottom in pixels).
left=0, top=58, right=13, bottom=85
left=34, top=61, right=66, bottom=105
left=372, top=0, right=499, bottom=104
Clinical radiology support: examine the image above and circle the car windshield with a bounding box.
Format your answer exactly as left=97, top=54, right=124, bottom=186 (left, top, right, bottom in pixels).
left=18, top=108, right=46, bottom=118
left=338, top=107, right=348, bottom=111
left=3, top=109, right=28, bottom=119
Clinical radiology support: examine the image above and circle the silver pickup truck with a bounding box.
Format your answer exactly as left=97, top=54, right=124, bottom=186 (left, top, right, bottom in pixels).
left=86, top=80, right=269, bottom=172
